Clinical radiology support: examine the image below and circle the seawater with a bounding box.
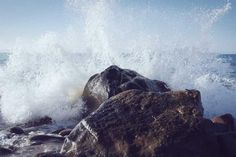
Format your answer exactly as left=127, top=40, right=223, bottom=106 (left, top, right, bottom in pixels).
left=0, top=0, right=235, bottom=126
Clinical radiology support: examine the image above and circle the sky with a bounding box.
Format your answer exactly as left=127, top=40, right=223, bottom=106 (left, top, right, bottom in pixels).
left=0, top=0, right=235, bottom=53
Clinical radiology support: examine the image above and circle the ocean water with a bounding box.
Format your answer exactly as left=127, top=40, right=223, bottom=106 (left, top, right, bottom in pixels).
left=0, top=0, right=235, bottom=127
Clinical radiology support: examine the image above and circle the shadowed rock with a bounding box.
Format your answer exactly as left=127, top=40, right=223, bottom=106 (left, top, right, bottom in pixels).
left=30, top=134, right=65, bottom=143
left=59, top=129, right=72, bottom=137
left=82, top=65, right=170, bottom=117
left=9, top=126, right=25, bottom=134
left=24, top=116, right=53, bottom=127
left=35, top=151, right=66, bottom=157
left=51, top=128, right=66, bottom=134
left=217, top=132, right=236, bottom=157
left=211, top=114, right=235, bottom=131
left=0, top=147, right=13, bottom=155
left=61, top=89, right=219, bottom=157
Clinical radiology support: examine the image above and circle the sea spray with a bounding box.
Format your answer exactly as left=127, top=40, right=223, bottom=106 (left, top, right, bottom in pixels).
left=0, top=0, right=235, bottom=124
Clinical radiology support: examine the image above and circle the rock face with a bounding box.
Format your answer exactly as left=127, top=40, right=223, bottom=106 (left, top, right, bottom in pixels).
left=0, top=147, right=13, bottom=155
left=24, top=116, right=53, bottom=127
left=35, top=151, right=66, bottom=157
left=217, top=132, right=236, bottom=157
left=30, top=134, right=65, bottom=143
left=9, top=126, right=25, bottom=134
left=211, top=114, right=235, bottom=131
left=61, top=89, right=219, bottom=157
left=59, top=129, right=72, bottom=137
left=82, top=65, right=170, bottom=116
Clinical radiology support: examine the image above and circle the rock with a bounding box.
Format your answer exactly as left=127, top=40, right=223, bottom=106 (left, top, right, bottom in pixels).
left=9, top=126, right=25, bottom=134
left=51, top=128, right=65, bottom=134
left=211, top=114, right=235, bottom=131
left=30, top=141, right=43, bottom=146
left=59, top=129, right=72, bottom=137
left=35, top=151, right=66, bottom=157
left=24, top=116, right=53, bottom=127
left=61, top=89, right=219, bottom=157
left=217, top=132, right=236, bottom=157
left=0, top=147, right=13, bottom=155
left=30, top=134, right=65, bottom=143
left=82, top=65, right=170, bottom=116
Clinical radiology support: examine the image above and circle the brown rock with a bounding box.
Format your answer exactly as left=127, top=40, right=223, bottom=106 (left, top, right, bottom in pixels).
left=211, top=114, right=235, bottom=131
left=82, top=65, right=170, bottom=117
left=61, top=89, right=219, bottom=157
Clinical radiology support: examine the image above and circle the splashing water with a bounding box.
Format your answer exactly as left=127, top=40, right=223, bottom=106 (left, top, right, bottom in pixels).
left=0, top=0, right=235, bottom=124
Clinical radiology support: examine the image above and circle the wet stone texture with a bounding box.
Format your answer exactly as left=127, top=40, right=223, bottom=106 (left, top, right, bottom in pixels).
left=61, top=89, right=220, bottom=157
left=82, top=65, right=170, bottom=117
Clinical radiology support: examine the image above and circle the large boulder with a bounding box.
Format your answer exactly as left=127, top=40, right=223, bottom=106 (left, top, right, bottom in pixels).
left=82, top=65, right=170, bottom=116
left=61, top=89, right=219, bottom=157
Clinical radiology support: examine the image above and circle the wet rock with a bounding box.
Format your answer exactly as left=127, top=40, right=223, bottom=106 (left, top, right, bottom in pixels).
left=24, top=116, right=53, bottom=127
left=211, top=114, right=235, bottom=131
left=9, top=126, right=25, bottom=134
left=30, top=141, right=43, bottom=146
left=51, top=128, right=65, bottom=134
left=35, top=151, right=66, bottom=157
left=217, top=132, right=236, bottom=157
left=0, top=147, right=13, bottom=155
left=30, top=134, right=65, bottom=143
left=61, top=89, right=219, bottom=157
left=59, top=129, right=72, bottom=137
left=82, top=65, right=170, bottom=116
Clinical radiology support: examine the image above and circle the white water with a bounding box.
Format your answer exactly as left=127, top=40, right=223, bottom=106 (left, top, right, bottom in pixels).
left=0, top=0, right=235, bottom=124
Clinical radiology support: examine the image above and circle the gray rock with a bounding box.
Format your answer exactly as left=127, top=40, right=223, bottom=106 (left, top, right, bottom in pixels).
left=35, top=151, right=65, bottom=157
left=9, top=126, right=25, bottom=134
left=0, top=147, right=13, bottom=155
left=24, top=116, right=53, bottom=127
left=61, top=89, right=218, bottom=157
left=59, top=129, right=72, bottom=137
left=30, top=134, right=65, bottom=143
left=51, top=128, right=65, bottom=134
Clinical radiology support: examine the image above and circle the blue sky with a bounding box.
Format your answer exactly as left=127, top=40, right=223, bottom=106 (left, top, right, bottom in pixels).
left=0, top=0, right=235, bottom=53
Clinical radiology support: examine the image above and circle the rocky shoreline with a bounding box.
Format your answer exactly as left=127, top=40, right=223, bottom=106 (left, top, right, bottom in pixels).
left=0, top=65, right=236, bottom=157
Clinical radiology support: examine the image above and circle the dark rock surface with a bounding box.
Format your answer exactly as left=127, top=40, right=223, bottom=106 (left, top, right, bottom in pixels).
left=24, top=116, right=53, bottom=127
left=217, top=132, right=236, bottom=157
left=9, top=126, right=25, bottom=134
left=61, top=89, right=220, bottom=157
left=51, top=128, right=65, bottom=134
left=59, top=129, right=72, bottom=137
left=35, top=151, right=66, bottom=157
left=82, top=65, right=170, bottom=116
left=30, top=134, right=65, bottom=143
left=211, top=114, right=235, bottom=131
left=0, top=147, right=13, bottom=155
